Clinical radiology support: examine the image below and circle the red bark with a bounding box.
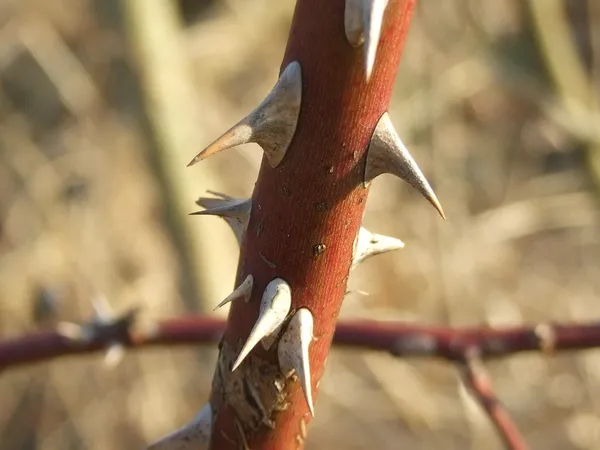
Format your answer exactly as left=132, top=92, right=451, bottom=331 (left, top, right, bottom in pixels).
left=208, top=1, right=417, bottom=448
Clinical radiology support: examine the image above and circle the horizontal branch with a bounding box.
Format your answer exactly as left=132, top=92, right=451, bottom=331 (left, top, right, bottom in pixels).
left=4, top=314, right=599, bottom=449
left=2, top=314, right=600, bottom=371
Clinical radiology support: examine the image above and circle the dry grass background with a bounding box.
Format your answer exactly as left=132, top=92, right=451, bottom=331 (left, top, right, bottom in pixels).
left=1, top=0, right=600, bottom=449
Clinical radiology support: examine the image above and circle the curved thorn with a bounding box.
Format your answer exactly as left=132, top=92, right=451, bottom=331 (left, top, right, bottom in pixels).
left=365, top=112, right=446, bottom=219
left=214, top=274, right=254, bottom=311
left=278, top=308, right=315, bottom=417
left=232, top=278, right=292, bottom=371
left=148, top=403, right=212, bottom=450
left=352, top=226, right=404, bottom=269
left=344, top=0, right=390, bottom=81
left=191, top=196, right=252, bottom=245
left=187, top=61, right=302, bottom=168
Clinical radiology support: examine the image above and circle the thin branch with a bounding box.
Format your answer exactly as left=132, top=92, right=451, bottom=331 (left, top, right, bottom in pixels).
left=5, top=315, right=600, bottom=448
left=460, top=348, right=529, bottom=450
left=3, top=315, right=600, bottom=370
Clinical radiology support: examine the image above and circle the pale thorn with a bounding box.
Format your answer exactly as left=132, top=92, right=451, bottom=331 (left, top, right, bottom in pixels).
left=187, top=61, right=302, bottom=168
left=104, top=343, right=125, bottom=368
left=213, top=274, right=254, bottom=311
left=192, top=196, right=252, bottom=246
left=277, top=308, right=315, bottom=417
left=56, top=322, right=84, bottom=341
left=344, top=0, right=390, bottom=81
left=148, top=403, right=212, bottom=450
left=232, top=278, right=292, bottom=371
left=352, top=226, right=405, bottom=269
left=365, top=112, right=446, bottom=219
left=344, top=0, right=365, bottom=46
left=91, top=294, right=113, bottom=323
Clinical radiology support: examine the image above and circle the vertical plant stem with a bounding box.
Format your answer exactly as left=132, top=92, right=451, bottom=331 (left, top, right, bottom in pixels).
left=209, top=1, right=417, bottom=449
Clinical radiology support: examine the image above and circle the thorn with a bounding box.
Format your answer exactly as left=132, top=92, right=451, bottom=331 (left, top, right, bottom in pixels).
left=192, top=196, right=252, bottom=246
left=277, top=308, right=315, bottom=417
left=365, top=112, right=445, bottom=219
left=352, top=226, right=404, bottom=269
left=344, top=288, right=371, bottom=297
left=104, top=343, right=125, bottom=368
left=148, top=403, right=212, bottom=450
left=214, top=274, right=254, bottom=311
left=344, top=0, right=390, bottom=81
left=91, top=294, right=113, bottom=323
left=56, top=322, right=84, bottom=341
left=57, top=296, right=137, bottom=369
left=187, top=61, right=302, bottom=168
left=232, top=278, right=292, bottom=371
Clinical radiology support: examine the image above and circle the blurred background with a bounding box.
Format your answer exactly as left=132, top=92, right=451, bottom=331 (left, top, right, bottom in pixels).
left=1, top=0, right=600, bottom=448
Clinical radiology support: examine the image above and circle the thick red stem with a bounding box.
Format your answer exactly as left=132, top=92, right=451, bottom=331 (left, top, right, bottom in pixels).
left=209, top=1, right=416, bottom=448
left=210, top=0, right=414, bottom=450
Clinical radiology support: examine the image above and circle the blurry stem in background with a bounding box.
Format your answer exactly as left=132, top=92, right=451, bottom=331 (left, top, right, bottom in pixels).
left=7, top=316, right=600, bottom=449
left=528, top=0, right=600, bottom=192
left=112, top=0, right=236, bottom=312
left=6, top=316, right=600, bottom=370
left=460, top=349, right=528, bottom=450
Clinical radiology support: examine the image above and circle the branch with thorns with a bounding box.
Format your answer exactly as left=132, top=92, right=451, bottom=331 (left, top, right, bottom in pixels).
left=3, top=307, right=600, bottom=449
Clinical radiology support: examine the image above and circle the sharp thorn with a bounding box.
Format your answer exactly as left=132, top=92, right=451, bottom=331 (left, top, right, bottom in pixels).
left=278, top=308, right=315, bottom=417
left=187, top=123, right=252, bottom=167
left=364, top=0, right=389, bottom=81
left=365, top=112, right=445, bottom=219
left=232, top=278, right=292, bottom=371
left=352, top=226, right=404, bottom=269
left=214, top=274, right=254, bottom=311
left=187, top=61, right=302, bottom=168
left=191, top=196, right=252, bottom=245
left=148, top=403, right=212, bottom=450
left=344, top=0, right=390, bottom=81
